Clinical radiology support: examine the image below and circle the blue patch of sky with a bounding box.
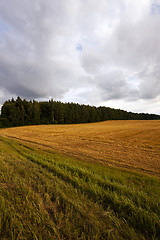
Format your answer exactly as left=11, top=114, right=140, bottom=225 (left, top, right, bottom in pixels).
left=76, top=43, right=83, bottom=52
left=128, top=76, right=139, bottom=89
left=151, top=3, right=160, bottom=15
left=128, top=76, right=136, bottom=81
left=0, top=21, right=11, bottom=46
left=0, top=21, right=10, bottom=34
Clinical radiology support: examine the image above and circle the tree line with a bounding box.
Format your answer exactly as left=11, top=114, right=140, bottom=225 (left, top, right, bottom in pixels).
left=0, top=97, right=159, bottom=128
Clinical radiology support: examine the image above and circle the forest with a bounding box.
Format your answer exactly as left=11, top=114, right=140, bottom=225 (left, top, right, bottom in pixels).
left=0, top=96, right=160, bottom=128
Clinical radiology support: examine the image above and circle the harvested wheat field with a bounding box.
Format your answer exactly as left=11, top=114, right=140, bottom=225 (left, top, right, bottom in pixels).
left=0, top=120, right=160, bottom=177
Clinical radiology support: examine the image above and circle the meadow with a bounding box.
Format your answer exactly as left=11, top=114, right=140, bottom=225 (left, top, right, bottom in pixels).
left=0, top=120, right=160, bottom=239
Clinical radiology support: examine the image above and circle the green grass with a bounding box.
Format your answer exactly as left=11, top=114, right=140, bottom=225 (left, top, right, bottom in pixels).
left=0, top=136, right=160, bottom=239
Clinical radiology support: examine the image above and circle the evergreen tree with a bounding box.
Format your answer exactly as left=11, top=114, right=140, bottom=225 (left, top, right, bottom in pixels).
left=0, top=97, right=160, bottom=128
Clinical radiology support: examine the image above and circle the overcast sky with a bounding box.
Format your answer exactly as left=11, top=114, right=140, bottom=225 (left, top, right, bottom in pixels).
left=0, top=0, right=160, bottom=114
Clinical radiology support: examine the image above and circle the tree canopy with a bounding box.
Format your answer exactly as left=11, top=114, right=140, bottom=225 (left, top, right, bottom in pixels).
left=0, top=97, right=159, bottom=128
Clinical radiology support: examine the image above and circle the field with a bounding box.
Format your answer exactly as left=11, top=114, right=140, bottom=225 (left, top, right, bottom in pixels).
left=0, top=120, right=160, bottom=239
left=0, top=120, right=160, bottom=177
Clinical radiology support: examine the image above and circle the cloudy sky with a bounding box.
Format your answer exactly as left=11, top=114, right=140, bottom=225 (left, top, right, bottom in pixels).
left=0, top=0, right=160, bottom=114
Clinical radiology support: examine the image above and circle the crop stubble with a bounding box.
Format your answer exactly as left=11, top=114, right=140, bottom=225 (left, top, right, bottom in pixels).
left=0, top=120, right=160, bottom=177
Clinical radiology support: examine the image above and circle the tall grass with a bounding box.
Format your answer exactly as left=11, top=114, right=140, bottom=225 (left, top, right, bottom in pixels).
left=0, top=136, right=160, bottom=239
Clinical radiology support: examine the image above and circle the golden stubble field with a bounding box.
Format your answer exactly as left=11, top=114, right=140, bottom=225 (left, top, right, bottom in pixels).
left=0, top=120, right=160, bottom=177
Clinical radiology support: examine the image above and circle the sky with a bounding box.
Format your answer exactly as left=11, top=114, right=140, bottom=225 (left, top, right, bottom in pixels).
left=0, top=0, right=160, bottom=114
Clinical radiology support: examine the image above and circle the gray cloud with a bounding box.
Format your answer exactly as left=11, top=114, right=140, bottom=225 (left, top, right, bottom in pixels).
left=0, top=0, right=84, bottom=99
left=0, top=0, right=160, bottom=114
left=81, top=0, right=160, bottom=107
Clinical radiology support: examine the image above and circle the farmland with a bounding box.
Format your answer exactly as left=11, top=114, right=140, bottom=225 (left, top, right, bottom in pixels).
left=0, top=120, right=160, bottom=239
left=0, top=120, right=160, bottom=177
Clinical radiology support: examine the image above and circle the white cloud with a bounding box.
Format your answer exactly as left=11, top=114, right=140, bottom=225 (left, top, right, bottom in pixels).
left=0, top=0, right=160, bottom=114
